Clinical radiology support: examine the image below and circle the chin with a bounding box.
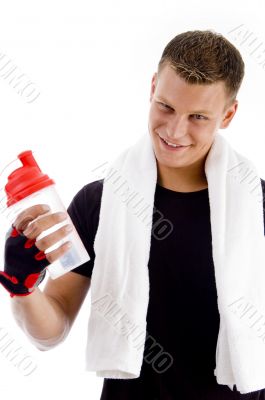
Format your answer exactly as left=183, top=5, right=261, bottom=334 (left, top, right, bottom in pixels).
left=154, top=152, right=190, bottom=169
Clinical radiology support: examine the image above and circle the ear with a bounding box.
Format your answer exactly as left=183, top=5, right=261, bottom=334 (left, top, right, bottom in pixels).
left=150, top=72, right=158, bottom=102
left=220, top=100, right=238, bottom=129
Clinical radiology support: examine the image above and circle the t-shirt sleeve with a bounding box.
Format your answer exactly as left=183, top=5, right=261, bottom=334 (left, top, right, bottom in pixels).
left=66, top=179, right=103, bottom=278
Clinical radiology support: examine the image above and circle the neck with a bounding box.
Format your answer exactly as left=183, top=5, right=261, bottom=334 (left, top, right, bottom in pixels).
left=157, top=159, right=208, bottom=192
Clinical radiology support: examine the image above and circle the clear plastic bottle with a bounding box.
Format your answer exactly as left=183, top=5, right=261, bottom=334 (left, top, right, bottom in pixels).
left=4, top=150, right=90, bottom=279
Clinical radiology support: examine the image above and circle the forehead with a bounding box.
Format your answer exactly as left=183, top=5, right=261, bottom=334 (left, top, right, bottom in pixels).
left=155, top=64, right=228, bottom=113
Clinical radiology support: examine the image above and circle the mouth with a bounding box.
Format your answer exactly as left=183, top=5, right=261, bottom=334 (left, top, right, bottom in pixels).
left=159, top=135, right=191, bottom=152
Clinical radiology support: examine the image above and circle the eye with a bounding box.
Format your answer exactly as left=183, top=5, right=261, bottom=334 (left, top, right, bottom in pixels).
left=191, top=114, right=208, bottom=120
left=157, top=102, right=208, bottom=120
left=158, top=102, right=172, bottom=110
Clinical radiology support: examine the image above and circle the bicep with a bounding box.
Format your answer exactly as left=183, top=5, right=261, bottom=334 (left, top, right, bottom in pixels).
left=43, top=271, right=91, bottom=328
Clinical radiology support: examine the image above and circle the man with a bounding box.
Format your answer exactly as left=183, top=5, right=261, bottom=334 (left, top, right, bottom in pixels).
left=2, top=29, right=265, bottom=399
left=148, top=30, right=241, bottom=194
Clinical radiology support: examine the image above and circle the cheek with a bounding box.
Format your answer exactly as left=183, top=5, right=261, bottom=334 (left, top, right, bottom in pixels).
left=149, top=108, right=166, bottom=127
left=190, top=122, right=217, bottom=138
left=192, top=132, right=216, bottom=152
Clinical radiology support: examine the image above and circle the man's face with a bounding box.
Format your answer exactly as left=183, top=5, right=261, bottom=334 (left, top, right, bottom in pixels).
left=148, top=63, right=238, bottom=172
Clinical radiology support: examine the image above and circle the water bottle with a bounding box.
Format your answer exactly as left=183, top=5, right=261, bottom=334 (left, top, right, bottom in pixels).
left=4, top=150, right=90, bottom=279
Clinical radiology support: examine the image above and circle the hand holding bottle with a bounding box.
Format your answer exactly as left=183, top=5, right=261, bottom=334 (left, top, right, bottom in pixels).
left=2, top=150, right=90, bottom=281
left=0, top=204, right=74, bottom=297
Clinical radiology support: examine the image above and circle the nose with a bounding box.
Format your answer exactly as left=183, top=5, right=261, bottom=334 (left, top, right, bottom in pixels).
left=166, top=115, right=188, bottom=140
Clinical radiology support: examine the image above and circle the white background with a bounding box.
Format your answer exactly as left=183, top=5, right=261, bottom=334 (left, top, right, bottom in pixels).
left=0, top=0, right=265, bottom=399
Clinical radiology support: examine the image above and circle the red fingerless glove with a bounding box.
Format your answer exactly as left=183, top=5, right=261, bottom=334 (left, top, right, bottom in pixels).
left=0, top=225, right=50, bottom=297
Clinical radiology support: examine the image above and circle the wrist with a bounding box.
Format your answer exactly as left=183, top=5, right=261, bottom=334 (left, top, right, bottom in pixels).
left=1, top=268, right=47, bottom=298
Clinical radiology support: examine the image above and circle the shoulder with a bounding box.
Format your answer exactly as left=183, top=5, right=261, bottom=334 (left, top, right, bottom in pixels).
left=69, top=178, right=104, bottom=235
left=81, top=178, right=104, bottom=202
left=66, top=179, right=104, bottom=278
left=70, top=178, right=104, bottom=211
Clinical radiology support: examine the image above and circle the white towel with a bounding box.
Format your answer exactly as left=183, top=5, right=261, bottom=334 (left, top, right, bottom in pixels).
left=85, top=130, right=265, bottom=394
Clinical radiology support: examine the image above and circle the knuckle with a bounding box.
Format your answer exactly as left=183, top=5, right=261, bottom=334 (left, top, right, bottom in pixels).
left=16, top=208, right=29, bottom=221
left=14, top=205, right=48, bottom=230
left=26, top=221, right=38, bottom=235
left=54, top=212, right=67, bottom=223
left=36, top=236, right=49, bottom=250
left=15, top=215, right=33, bottom=231
left=27, top=212, right=36, bottom=221
left=17, top=209, right=34, bottom=222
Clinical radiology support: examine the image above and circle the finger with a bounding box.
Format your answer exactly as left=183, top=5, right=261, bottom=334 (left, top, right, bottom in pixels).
left=45, top=241, right=72, bottom=264
left=23, top=212, right=68, bottom=239
left=35, top=223, right=73, bottom=251
left=14, top=204, right=50, bottom=232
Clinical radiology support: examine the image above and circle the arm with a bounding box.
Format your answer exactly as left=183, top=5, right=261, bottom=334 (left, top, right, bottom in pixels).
left=10, top=272, right=91, bottom=351
left=4, top=204, right=91, bottom=351
left=10, top=287, right=70, bottom=351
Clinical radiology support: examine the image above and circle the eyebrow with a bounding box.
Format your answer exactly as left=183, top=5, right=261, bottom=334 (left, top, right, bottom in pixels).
left=155, top=96, right=214, bottom=116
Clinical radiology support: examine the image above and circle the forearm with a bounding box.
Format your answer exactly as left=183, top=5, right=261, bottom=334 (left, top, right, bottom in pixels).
left=10, top=287, right=70, bottom=351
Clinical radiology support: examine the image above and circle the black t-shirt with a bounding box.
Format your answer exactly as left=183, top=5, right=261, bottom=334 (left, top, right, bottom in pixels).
left=67, top=178, right=265, bottom=400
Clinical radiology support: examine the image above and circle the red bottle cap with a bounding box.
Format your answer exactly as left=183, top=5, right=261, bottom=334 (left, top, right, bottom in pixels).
left=5, top=150, right=55, bottom=207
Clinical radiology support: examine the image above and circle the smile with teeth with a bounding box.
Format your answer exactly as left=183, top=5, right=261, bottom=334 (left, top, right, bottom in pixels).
left=160, top=136, right=187, bottom=148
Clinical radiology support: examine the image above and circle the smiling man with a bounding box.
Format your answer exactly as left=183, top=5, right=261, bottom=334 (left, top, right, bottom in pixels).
left=67, top=30, right=264, bottom=399
left=4, top=29, right=265, bottom=400
left=148, top=38, right=240, bottom=194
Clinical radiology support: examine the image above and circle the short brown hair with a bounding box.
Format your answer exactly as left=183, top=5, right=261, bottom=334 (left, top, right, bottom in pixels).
left=157, top=29, right=245, bottom=107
